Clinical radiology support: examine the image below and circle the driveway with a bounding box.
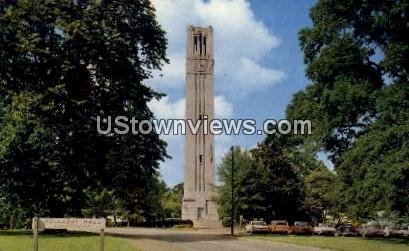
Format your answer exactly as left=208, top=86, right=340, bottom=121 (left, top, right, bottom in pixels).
left=107, top=227, right=323, bottom=251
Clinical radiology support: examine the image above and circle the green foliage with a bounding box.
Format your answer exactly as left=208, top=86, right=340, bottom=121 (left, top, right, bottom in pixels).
left=303, top=167, right=342, bottom=224
left=289, top=35, right=381, bottom=161
left=252, top=136, right=305, bottom=222
left=0, top=194, right=28, bottom=229
left=0, top=0, right=168, bottom=223
left=82, top=189, right=117, bottom=218
left=289, top=0, right=409, bottom=222
left=139, top=178, right=167, bottom=221
left=161, top=183, right=183, bottom=218
left=217, top=147, right=271, bottom=226
left=217, top=143, right=315, bottom=225
left=337, top=92, right=409, bottom=220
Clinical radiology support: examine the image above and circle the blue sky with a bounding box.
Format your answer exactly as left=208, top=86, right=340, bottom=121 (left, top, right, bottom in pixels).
left=147, top=0, right=321, bottom=186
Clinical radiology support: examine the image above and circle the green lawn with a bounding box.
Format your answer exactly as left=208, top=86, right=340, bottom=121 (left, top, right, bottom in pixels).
left=251, top=235, right=409, bottom=251
left=0, top=231, right=136, bottom=251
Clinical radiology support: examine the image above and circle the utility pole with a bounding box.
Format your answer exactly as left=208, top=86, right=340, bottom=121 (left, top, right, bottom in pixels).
left=230, top=146, right=235, bottom=235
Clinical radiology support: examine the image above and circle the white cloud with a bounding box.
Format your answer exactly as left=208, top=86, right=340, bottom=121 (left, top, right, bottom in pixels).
left=235, top=58, right=286, bottom=91
left=148, top=96, right=185, bottom=120
left=148, top=95, right=233, bottom=120
left=149, top=53, right=185, bottom=89
left=149, top=0, right=285, bottom=93
left=214, top=95, right=233, bottom=118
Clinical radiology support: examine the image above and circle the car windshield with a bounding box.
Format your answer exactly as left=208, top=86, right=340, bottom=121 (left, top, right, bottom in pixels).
left=252, top=222, right=265, bottom=226
left=295, top=222, right=308, bottom=226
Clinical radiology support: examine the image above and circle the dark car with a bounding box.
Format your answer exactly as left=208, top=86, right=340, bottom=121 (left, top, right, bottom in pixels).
left=0, top=223, right=8, bottom=230
left=335, top=224, right=359, bottom=237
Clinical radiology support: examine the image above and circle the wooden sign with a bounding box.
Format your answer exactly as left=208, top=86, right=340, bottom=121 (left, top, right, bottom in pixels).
left=32, top=217, right=106, bottom=251
left=33, top=218, right=106, bottom=231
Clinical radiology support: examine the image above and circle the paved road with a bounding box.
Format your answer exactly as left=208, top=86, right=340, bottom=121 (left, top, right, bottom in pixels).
left=107, top=227, right=323, bottom=251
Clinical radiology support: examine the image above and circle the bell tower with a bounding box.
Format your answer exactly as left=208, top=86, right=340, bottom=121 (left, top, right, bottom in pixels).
left=182, top=26, right=220, bottom=228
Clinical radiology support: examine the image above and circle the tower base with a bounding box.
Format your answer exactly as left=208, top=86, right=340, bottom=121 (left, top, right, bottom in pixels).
left=182, top=195, right=222, bottom=228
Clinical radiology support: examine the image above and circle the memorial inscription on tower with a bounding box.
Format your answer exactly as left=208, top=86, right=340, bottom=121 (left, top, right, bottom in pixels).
left=182, top=26, right=221, bottom=228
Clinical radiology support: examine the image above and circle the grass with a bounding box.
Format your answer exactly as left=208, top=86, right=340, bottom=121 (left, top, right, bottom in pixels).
left=250, top=235, right=409, bottom=251
left=0, top=230, right=136, bottom=251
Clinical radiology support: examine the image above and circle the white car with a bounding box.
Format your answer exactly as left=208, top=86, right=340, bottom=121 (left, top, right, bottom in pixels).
left=358, top=222, right=384, bottom=237
left=314, top=223, right=336, bottom=235
left=383, top=225, right=409, bottom=237
left=245, top=221, right=269, bottom=234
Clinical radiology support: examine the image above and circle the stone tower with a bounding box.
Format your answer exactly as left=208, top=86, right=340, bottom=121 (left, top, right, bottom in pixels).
left=182, top=26, right=220, bottom=228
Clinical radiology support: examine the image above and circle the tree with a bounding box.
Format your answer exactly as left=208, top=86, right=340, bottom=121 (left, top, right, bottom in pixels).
left=288, top=0, right=409, bottom=222
left=303, top=167, right=342, bottom=225
left=139, top=178, right=167, bottom=222
left=0, top=191, right=28, bottom=229
left=161, top=183, right=183, bottom=219
left=82, top=189, right=118, bottom=219
left=252, top=135, right=305, bottom=222
left=0, top=0, right=168, bottom=221
left=217, top=142, right=308, bottom=226
left=337, top=87, right=409, bottom=220
left=235, top=160, right=271, bottom=222
left=217, top=147, right=271, bottom=226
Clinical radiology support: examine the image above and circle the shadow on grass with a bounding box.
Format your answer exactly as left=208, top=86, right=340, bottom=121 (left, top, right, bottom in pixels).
left=107, top=231, right=239, bottom=243
left=368, top=237, right=409, bottom=245
left=0, top=230, right=31, bottom=236
left=0, top=230, right=98, bottom=238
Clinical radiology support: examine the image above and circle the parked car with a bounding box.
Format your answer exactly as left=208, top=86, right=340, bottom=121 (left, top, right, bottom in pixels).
left=269, top=220, right=291, bottom=234
left=357, top=222, right=384, bottom=237
left=290, top=221, right=313, bottom=235
left=335, top=224, right=359, bottom=236
left=314, top=223, right=336, bottom=235
left=383, top=225, right=409, bottom=238
left=403, top=227, right=409, bottom=238
left=245, top=220, right=269, bottom=234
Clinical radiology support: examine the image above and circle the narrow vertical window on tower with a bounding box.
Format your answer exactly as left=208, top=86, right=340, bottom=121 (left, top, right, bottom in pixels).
left=194, top=35, right=198, bottom=54
left=199, top=32, right=203, bottom=55
left=203, top=36, right=207, bottom=55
